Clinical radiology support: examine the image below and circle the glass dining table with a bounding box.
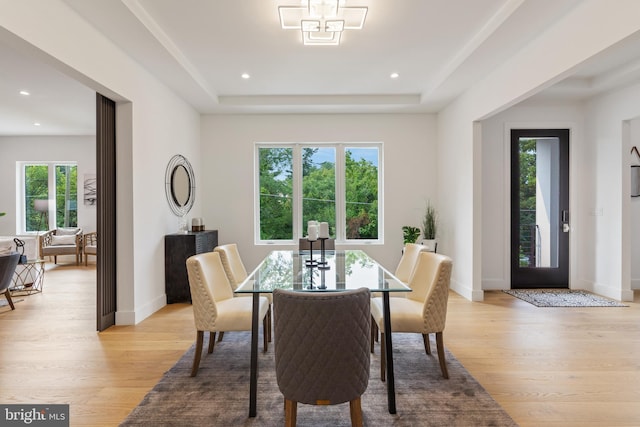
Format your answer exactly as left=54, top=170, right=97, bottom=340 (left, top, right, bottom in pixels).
left=235, top=249, right=411, bottom=418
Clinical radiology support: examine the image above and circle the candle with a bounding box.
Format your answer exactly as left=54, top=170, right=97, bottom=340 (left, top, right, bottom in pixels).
left=308, top=224, right=318, bottom=241
left=319, top=222, right=329, bottom=239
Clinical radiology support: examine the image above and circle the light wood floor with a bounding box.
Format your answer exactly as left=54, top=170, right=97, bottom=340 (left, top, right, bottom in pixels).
left=1, top=263, right=639, bottom=426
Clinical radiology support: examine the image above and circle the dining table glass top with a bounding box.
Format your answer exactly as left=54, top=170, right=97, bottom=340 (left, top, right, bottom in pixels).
left=235, top=250, right=411, bottom=293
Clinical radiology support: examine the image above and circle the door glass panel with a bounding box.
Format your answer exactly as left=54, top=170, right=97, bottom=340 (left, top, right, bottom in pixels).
left=518, top=137, right=560, bottom=268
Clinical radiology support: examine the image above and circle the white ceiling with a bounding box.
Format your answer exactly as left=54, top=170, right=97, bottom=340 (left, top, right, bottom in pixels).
left=2, top=0, right=640, bottom=136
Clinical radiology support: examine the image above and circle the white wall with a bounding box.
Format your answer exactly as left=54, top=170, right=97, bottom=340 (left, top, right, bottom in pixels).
left=480, top=101, right=584, bottom=290
left=581, top=83, right=640, bottom=300
left=200, top=114, right=437, bottom=272
left=630, top=117, right=640, bottom=289
left=0, top=0, right=202, bottom=324
left=438, top=0, right=640, bottom=301
left=0, top=135, right=96, bottom=236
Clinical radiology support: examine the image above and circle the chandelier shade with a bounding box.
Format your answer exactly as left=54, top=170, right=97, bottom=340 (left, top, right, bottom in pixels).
left=278, top=0, right=368, bottom=45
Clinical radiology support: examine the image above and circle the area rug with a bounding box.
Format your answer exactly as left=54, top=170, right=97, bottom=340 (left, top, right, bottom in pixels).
left=121, top=332, right=517, bottom=427
left=503, top=289, right=627, bottom=307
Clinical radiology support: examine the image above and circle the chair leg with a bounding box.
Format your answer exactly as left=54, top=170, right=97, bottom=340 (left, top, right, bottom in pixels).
left=422, top=333, right=431, bottom=355
left=191, top=330, right=204, bottom=377
left=284, top=399, right=297, bottom=427
left=208, top=331, right=216, bottom=353
left=370, top=317, right=375, bottom=353
left=4, top=290, right=15, bottom=310
left=217, top=331, right=224, bottom=342
left=380, top=332, right=386, bottom=382
left=267, top=305, right=272, bottom=343
left=349, top=397, right=363, bottom=427
left=263, top=315, right=268, bottom=352
left=435, top=331, right=449, bottom=379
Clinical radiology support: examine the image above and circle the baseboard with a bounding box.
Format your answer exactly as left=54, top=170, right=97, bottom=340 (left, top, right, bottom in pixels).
left=116, top=293, right=167, bottom=325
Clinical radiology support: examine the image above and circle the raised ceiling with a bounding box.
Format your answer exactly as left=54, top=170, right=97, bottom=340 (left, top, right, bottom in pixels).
left=2, top=0, right=640, bottom=135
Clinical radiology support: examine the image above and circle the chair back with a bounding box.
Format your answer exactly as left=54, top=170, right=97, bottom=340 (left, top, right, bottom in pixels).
left=298, top=238, right=335, bottom=251
left=394, top=243, right=429, bottom=283
left=408, top=252, right=453, bottom=332
left=273, top=287, right=370, bottom=405
left=0, top=253, right=20, bottom=294
left=186, top=252, right=234, bottom=331
left=214, top=244, right=248, bottom=289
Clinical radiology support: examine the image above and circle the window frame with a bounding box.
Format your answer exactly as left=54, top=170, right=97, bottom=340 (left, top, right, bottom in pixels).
left=254, top=142, right=383, bottom=245
left=17, top=161, right=79, bottom=234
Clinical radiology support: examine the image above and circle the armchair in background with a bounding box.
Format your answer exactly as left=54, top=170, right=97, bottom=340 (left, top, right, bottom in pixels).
left=0, top=252, right=20, bottom=310
left=84, top=232, right=97, bottom=266
left=40, top=227, right=83, bottom=265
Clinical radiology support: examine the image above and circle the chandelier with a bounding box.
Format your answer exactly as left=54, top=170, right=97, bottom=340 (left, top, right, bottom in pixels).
left=278, top=0, right=368, bottom=46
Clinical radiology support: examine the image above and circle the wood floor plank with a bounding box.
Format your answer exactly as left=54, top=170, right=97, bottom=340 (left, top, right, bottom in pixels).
left=1, top=263, right=639, bottom=426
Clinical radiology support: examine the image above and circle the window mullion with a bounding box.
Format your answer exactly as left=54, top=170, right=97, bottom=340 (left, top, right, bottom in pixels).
left=292, top=144, right=302, bottom=240
left=335, top=145, right=345, bottom=242
left=48, top=165, right=56, bottom=229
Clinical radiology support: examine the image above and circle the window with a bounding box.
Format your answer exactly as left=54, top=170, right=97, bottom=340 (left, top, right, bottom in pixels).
left=256, top=143, right=382, bottom=244
left=21, top=162, right=78, bottom=233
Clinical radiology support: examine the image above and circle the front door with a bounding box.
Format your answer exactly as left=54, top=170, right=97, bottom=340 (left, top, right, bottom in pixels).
left=510, top=129, right=569, bottom=288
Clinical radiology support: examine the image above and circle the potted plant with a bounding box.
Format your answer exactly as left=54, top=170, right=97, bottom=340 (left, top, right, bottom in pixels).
left=402, top=225, right=421, bottom=245
left=421, top=200, right=438, bottom=251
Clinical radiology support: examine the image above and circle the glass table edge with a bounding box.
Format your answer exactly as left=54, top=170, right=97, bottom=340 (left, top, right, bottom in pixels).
left=233, top=249, right=412, bottom=294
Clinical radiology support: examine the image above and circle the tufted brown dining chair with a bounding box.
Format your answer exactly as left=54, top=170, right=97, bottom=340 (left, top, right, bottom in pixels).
left=371, top=251, right=453, bottom=380
left=297, top=238, right=336, bottom=251
left=186, top=251, right=270, bottom=377
left=273, top=288, right=371, bottom=427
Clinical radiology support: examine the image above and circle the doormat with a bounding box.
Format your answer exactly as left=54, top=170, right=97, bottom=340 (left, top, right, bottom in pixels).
left=503, top=289, right=627, bottom=307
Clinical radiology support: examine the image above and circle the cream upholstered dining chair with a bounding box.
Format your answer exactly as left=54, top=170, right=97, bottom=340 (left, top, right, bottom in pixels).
left=214, top=243, right=272, bottom=342
left=394, top=243, right=430, bottom=286
left=370, top=243, right=429, bottom=349
left=186, top=251, right=270, bottom=377
left=273, top=288, right=371, bottom=427
left=371, top=251, right=453, bottom=380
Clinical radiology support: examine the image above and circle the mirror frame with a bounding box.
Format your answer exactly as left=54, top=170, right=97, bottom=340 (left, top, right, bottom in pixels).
left=165, top=154, right=196, bottom=216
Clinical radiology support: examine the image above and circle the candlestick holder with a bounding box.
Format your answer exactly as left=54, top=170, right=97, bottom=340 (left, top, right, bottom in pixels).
left=305, top=238, right=318, bottom=267
left=317, top=237, right=330, bottom=270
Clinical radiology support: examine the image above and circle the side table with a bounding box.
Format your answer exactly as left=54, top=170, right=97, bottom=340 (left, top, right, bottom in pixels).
left=10, top=259, right=45, bottom=296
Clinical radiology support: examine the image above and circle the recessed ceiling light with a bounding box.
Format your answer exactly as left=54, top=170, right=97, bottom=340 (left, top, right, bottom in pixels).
left=33, top=122, right=41, bottom=126
left=241, top=73, right=251, bottom=79
left=20, top=90, right=30, bottom=96
left=390, top=73, right=399, bottom=79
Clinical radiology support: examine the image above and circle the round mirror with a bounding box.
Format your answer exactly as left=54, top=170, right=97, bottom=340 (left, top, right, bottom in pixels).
left=171, top=165, right=191, bottom=206
left=165, top=155, right=195, bottom=216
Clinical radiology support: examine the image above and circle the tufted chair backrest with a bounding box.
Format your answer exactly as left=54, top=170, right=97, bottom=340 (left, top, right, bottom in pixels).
left=273, top=287, right=371, bottom=406
left=186, top=252, right=234, bottom=332
left=408, top=252, right=453, bottom=333
left=214, top=244, right=248, bottom=290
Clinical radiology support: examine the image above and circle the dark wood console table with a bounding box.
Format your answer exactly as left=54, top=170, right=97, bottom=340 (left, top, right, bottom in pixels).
left=164, top=230, right=218, bottom=303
